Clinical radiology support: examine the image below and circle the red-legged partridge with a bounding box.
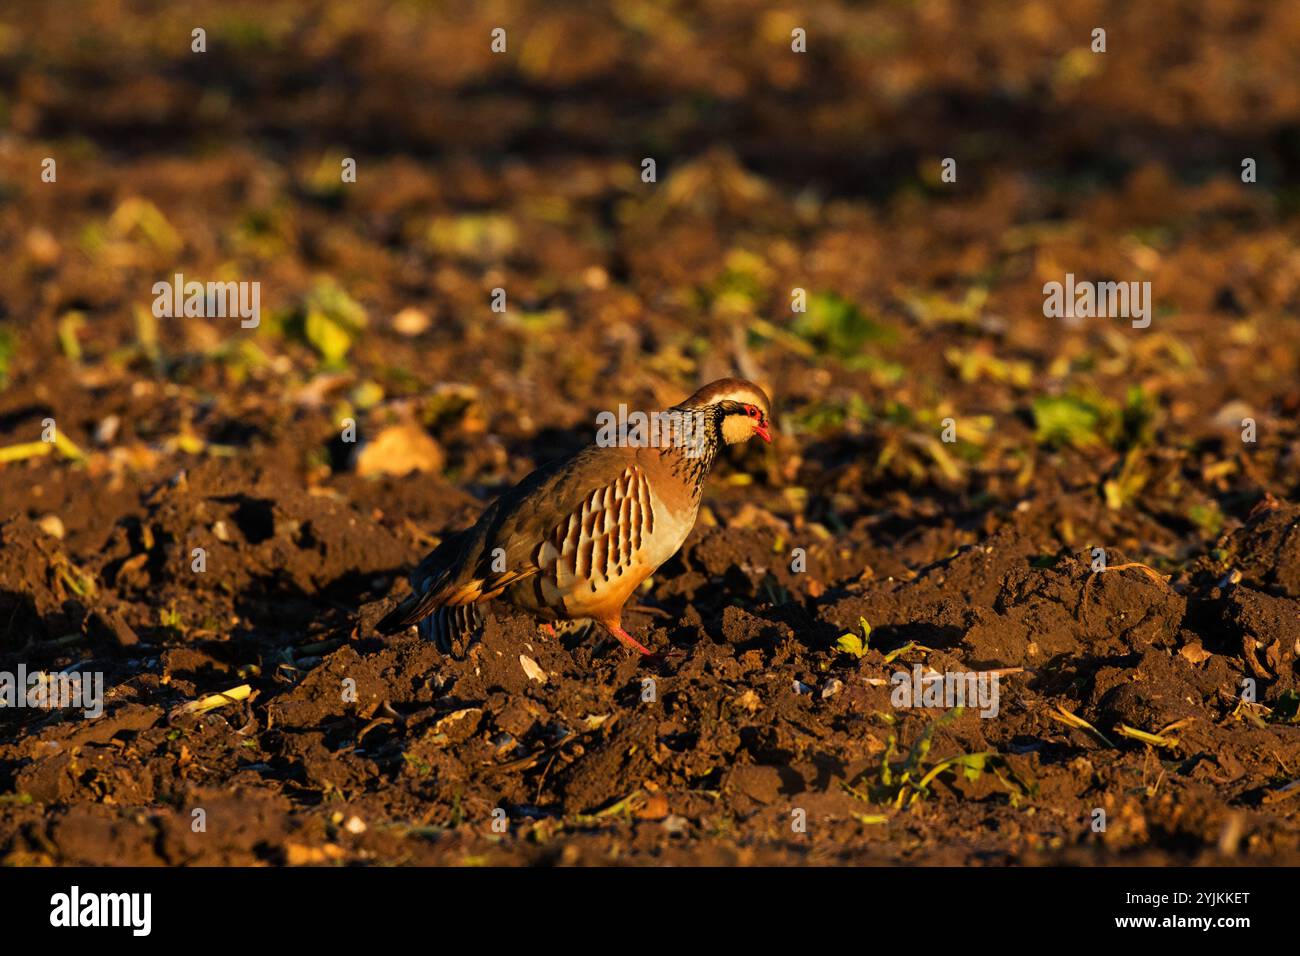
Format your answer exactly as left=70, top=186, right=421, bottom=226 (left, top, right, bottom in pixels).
left=377, top=378, right=772, bottom=655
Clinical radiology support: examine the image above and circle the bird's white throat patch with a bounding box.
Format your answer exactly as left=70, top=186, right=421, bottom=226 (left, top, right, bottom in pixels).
left=721, top=413, right=756, bottom=444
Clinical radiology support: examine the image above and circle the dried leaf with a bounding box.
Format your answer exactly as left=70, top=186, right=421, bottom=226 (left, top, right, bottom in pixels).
left=355, top=423, right=445, bottom=477
left=519, top=655, right=547, bottom=684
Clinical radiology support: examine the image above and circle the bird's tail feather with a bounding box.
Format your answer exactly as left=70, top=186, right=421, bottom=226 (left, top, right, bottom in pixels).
left=417, top=604, right=485, bottom=655
left=375, top=576, right=457, bottom=634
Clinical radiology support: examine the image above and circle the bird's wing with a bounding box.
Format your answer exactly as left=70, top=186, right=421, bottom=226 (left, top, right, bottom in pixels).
left=529, top=458, right=658, bottom=601
left=377, top=444, right=640, bottom=633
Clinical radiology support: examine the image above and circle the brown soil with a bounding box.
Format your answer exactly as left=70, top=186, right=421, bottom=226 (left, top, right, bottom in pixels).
left=2, top=0, right=1300, bottom=866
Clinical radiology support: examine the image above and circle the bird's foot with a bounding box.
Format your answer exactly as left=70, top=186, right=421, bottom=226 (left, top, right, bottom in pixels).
left=603, top=623, right=654, bottom=656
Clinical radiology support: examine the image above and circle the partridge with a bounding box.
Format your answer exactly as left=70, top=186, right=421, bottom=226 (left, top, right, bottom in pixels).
left=377, top=378, right=772, bottom=655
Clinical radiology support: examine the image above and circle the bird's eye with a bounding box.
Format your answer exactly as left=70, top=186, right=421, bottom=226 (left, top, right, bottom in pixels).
left=744, top=404, right=759, bottom=418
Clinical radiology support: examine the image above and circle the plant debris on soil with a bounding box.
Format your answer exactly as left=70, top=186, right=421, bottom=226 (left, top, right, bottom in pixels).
left=2, top=0, right=1300, bottom=866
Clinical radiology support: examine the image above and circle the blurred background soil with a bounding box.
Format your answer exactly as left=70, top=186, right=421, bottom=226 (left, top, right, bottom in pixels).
left=1, top=0, right=1299, bottom=865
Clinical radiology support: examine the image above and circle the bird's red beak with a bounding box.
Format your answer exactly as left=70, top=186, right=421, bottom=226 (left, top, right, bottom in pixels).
left=755, top=421, right=771, bottom=443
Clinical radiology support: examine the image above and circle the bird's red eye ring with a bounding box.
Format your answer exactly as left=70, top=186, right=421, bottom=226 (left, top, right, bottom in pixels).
left=745, top=404, right=759, bottom=418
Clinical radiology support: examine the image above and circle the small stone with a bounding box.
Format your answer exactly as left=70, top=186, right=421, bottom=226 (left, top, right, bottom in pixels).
left=25, top=227, right=61, bottom=267
left=85, top=607, right=139, bottom=647
left=391, top=307, right=431, bottom=336
left=37, top=514, right=65, bottom=539
left=662, top=814, right=689, bottom=835
left=94, top=415, right=121, bottom=445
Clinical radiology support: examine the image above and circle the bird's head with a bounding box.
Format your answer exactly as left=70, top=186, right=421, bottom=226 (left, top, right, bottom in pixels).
left=679, top=378, right=772, bottom=445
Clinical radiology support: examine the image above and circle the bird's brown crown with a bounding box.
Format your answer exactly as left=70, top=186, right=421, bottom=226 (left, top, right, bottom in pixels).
left=674, top=377, right=772, bottom=446
left=676, top=378, right=771, bottom=417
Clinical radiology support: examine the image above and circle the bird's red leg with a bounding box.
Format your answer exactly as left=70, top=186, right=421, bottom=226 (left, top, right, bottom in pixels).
left=542, top=623, right=557, bottom=638
left=601, top=622, right=653, bottom=656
